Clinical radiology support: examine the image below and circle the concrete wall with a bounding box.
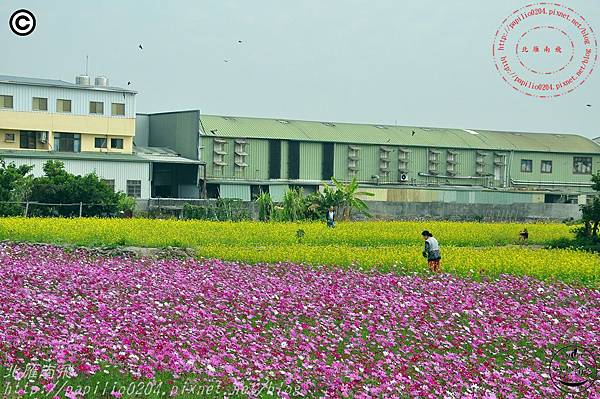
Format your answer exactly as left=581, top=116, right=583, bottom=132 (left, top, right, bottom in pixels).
left=138, top=198, right=580, bottom=221
left=358, top=201, right=581, bottom=221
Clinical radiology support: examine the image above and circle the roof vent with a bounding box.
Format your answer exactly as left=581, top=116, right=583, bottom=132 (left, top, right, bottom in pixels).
left=374, top=125, right=387, bottom=129
left=463, top=129, right=479, bottom=135
left=277, top=120, right=289, bottom=124
left=322, top=122, right=336, bottom=127
left=75, top=74, right=90, bottom=85
left=94, top=76, right=109, bottom=87
left=221, top=116, right=236, bottom=121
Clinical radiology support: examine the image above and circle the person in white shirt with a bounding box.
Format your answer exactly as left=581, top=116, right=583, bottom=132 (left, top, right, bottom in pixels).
left=421, top=230, right=441, bottom=273
left=326, top=206, right=336, bottom=228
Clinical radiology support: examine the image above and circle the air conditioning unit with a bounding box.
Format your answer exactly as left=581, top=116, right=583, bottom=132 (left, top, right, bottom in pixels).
left=38, top=132, right=48, bottom=143
left=400, top=173, right=408, bottom=181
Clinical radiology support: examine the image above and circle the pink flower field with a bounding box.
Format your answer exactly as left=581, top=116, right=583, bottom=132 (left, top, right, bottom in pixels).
left=0, top=243, right=598, bottom=398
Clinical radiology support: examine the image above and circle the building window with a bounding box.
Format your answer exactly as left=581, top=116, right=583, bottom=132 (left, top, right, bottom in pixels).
left=475, top=151, right=488, bottom=175
left=573, top=157, right=592, bottom=174
left=102, top=179, right=115, bottom=192
left=56, top=99, right=72, bottom=113
left=348, top=145, right=360, bottom=176
left=0, top=95, right=13, bottom=109
left=95, top=137, right=107, bottom=149
left=213, top=138, right=228, bottom=172
left=398, top=148, right=410, bottom=176
left=4, top=132, right=15, bottom=142
left=380, top=146, right=391, bottom=177
left=32, top=97, right=48, bottom=111
left=111, top=138, right=124, bottom=149
left=521, top=159, right=533, bottom=173
left=428, top=149, right=441, bottom=174
left=54, top=133, right=81, bottom=152
left=89, top=101, right=104, bottom=115
left=20, top=131, right=37, bottom=149
left=127, top=180, right=142, bottom=198
left=447, top=150, right=458, bottom=176
left=541, top=160, right=553, bottom=174
left=234, top=139, right=248, bottom=170
left=111, top=103, right=125, bottom=116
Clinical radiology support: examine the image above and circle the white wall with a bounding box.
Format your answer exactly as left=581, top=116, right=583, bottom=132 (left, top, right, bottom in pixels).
left=3, top=157, right=151, bottom=199
left=0, top=83, right=136, bottom=118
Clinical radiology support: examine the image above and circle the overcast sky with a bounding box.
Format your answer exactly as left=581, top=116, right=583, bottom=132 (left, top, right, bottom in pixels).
left=1, top=0, right=599, bottom=138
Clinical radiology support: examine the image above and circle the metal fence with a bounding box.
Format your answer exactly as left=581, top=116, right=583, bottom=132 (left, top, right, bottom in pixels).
left=0, top=201, right=125, bottom=218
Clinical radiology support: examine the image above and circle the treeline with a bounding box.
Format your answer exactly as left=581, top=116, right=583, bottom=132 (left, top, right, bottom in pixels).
left=0, top=159, right=135, bottom=217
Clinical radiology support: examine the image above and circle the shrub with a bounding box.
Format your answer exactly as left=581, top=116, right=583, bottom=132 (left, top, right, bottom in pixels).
left=0, top=159, right=33, bottom=217
left=256, top=192, right=274, bottom=222
left=182, top=199, right=249, bottom=222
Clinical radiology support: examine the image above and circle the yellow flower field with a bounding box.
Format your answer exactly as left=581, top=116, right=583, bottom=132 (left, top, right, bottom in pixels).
left=0, top=217, right=572, bottom=247
left=0, top=217, right=597, bottom=286
left=196, top=244, right=599, bottom=286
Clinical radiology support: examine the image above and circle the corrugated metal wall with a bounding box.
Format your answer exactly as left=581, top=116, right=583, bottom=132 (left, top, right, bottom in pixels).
left=0, top=83, right=135, bottom=118
left=190, top=114, right=600, bottom=197
left=299, top=142, right=323, bottom=180
left=148, top=111, right=199, bottom=161
left=134, top=114, right=150, bottom=146
left=220, top=184, right=251, bottom=201
left=510, top=151, right=600, bottom=184
left=3, top=157, right=151, bottom=198
left=280, top=140, right=289, bottom=179
left=269, top=184, right=289, bottom=202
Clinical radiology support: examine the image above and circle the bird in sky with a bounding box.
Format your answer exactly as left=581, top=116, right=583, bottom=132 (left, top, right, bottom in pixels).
left=586, top=104, right=592, bottom=107
left=238, top=40, right=243, bottom=43
left=412, top=130, right=416, bottom=136
left=127, top=81, right=131, bottom=85
left=138, top=44, right=143, bottom=50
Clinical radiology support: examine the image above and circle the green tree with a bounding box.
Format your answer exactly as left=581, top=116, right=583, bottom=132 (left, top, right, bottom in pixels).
left=29, top=160, right=121, bottom=217
left=309, top=177, right=375, bottom=221
left=0, top=159, right=33, bottom=216
left=580, top=171, right=600, bottom=240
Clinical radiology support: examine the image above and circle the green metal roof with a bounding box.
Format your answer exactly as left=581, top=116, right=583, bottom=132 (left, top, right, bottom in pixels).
left=0, top=150, right=148, bottom=163
left=200, top=114, right=600, bottom=154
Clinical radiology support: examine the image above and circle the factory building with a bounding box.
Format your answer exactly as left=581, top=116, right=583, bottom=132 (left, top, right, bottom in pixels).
left=2, top=73, right=599, bottom=206
left=0, top=75, right=200, bottom=199
left=137, top=111, right=600, bottom=205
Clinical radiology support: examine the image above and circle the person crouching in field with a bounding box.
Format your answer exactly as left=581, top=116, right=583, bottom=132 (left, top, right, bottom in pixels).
left=422, top=230, right=441, bottom=273
left=326, top=206, right=336, bottom=228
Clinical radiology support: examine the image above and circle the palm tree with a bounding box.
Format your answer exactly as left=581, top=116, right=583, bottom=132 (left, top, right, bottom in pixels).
left=331, top=177, right=374, bottom=220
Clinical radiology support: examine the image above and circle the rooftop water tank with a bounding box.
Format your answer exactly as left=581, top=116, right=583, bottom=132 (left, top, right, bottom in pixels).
left=75, top=74, right=90, bottom=85
left=94, top=76, right=109, bottom=87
